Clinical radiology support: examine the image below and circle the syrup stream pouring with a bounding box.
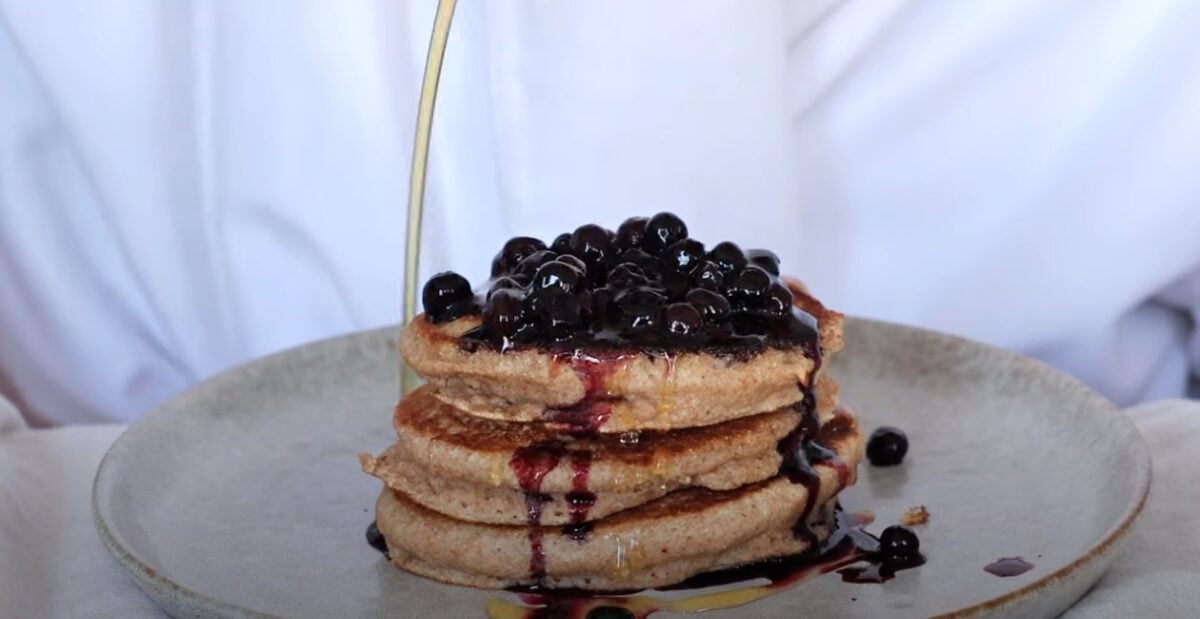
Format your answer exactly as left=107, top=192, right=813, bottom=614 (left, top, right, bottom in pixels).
left=402, top=0, right=458, bottom=396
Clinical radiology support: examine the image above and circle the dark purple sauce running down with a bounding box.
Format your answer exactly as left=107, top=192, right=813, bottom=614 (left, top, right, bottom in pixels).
left=421, top=213, right=822, bottom=358
left=506, top=508, right=924, bottom=619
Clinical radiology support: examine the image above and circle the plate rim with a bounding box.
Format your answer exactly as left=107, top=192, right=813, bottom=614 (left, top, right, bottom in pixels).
left=92, top=318, right=1153, bottom=619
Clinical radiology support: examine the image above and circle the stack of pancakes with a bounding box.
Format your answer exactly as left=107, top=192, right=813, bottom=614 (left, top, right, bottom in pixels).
left=362, top=281, right=864, bottom=590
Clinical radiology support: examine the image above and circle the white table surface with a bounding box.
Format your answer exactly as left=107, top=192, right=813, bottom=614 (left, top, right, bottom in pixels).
left=1, top=396, right=1197, bottom=618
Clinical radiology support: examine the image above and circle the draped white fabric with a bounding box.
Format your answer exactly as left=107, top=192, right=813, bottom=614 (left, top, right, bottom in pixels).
left=1, top=1, right=1198, bottom=424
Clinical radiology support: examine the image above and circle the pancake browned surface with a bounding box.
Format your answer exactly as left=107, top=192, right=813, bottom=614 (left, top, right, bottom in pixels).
left=400, top=281, right=842, bottom=433
left=373, top=407, right=863, bottom=590
left=361, top=383, right=837, bottom=525
left=365, top=212, right=865, bottom=592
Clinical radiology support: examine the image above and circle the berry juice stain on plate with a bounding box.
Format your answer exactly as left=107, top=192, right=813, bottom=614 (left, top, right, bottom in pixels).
left=985, top=557, right=1036, bottom=577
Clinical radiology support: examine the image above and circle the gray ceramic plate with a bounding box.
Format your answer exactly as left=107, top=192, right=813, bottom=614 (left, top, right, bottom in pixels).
left=93, top=319, right=1150, bottom=618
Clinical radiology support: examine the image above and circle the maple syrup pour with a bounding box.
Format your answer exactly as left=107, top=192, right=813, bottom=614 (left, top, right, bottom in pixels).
left=984, top=557, right=1035, bottom=577
left=400, top=0, right=458, bottom=396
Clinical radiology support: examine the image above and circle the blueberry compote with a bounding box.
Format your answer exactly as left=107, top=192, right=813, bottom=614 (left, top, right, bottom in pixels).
left=419, top=213, right=819, bottom=356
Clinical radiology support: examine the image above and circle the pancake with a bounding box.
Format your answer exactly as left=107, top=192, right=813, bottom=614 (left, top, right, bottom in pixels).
left=372, top=407, right=863, bottom=590
left=361, top=384, right=837, bottom=525
left=400, top=280, right=843, bottom=433
left=362, top=446, right=782, bottom=527
left=361, top=381, right=838, bottom=525
left=380, top=491, right=840, bottom=591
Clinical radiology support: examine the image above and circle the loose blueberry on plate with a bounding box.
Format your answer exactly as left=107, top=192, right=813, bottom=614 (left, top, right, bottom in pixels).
left=866, top=426, right=909, bottom=467
left=366, top=521, right=388, bottom=554
left=879, top=525, right=924, bottom=567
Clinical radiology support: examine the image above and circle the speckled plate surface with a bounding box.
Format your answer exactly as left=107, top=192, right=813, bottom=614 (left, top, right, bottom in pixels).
left=93, top=319, right=1150, bottom=618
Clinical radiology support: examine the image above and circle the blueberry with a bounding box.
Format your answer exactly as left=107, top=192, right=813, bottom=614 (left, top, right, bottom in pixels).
left=491, top=236, right=547, bottom=276
left=615, top=217, right=648, bottom=251
left=724, top=266, right=772, bottom=306
left=691, top=260, right=726, bottom=291
left=708, top=241, right=747, bottom=272
left=866, top=426, right=909, bottom=467
left=569, top=223, right=612, bottom=265
left=614, top=288, right=666, bottom=332
left=538, top=295, right=584, bottom=340
left=660, top=270, right=691, bottom=300
left=366, top=521, right=388, bottom=554
left=555, top=254, right=588, bottom=276
left=514, top=250, right=559, bottom=278
left=509, top=320, right=544, bottom=344
left=663, top=303, right=703, bottom=335
left=607, top=263, right=651, bottom=289
left=619, top=248, right=662, bottom=277
left=487, top=276, right=525, bottom=299
left=665, top=238, right=706, bottom=273
left=483, top=288, right=527, bottom=337
left=422, top=271, right=474, bottom=322
left=532, top=261, right=581, bottom=297
left=551, top=232, right=572, bottom=254
left=575, top=289, right=596, bottom=321
left=880, top=525, right=920, bottom=559
left=746, top=249, right=781, bottom=276
left=730, top=313, right=771, bottom=336
left=685, top=288, right=732, bottom=322
left=761, top=282, right=795, bottom=318
left=588, top=287, right=615, bottom=325
left=642, top=212, right=688, bottom=255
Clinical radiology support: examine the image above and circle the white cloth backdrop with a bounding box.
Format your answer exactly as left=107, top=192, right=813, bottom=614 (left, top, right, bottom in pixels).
left=1, top=2, right=1199, bottom=423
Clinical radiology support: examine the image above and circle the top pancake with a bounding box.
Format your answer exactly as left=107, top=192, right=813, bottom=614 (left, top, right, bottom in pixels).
left=400, top=279, right=843, bottom=432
